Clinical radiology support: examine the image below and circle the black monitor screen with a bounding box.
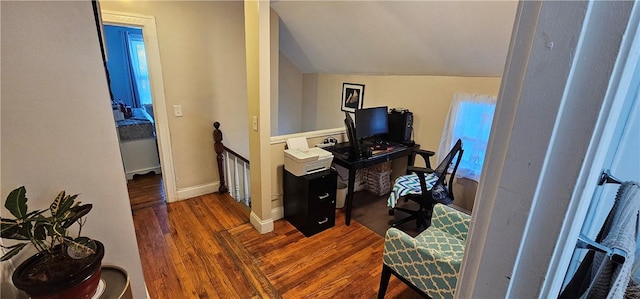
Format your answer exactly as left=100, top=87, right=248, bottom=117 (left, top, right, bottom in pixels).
left=355, top=106, right=389, bottom=140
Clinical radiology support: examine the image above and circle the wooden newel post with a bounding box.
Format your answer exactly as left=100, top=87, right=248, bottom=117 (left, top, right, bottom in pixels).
left=213, top=122, right=228, bottom=193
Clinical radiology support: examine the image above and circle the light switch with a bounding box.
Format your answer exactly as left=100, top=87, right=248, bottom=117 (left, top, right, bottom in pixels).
left=252, top=116, right=258, bottom=131
left=173, top=105, right=183, bottom=117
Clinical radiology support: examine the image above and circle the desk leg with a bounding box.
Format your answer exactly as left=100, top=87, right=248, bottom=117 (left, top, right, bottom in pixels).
left=345, top=169, right=356, bottom=226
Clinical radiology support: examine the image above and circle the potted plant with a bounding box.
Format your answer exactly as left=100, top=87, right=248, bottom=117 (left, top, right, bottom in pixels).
left=1, top=186, right=104, bottom=299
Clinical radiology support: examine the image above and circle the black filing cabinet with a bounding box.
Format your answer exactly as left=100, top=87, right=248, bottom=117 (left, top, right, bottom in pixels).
left=283, top=169, right=337, bottom=237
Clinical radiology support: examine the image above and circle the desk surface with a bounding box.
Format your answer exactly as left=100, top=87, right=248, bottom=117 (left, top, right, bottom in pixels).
left=329, top=141, right=411, bottom=165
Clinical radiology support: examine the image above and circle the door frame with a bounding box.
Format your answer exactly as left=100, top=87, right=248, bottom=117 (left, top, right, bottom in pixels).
left=542, top=7, right=640, bottom=295
left=101, top=10, right=178, bottom=203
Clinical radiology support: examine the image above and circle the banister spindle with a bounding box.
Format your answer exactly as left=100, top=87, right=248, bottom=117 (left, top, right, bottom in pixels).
left=243, top=162, right=250, bottom=205
left=226, top=152, right=234, bottom=197
left=234, top=157, right=240, bottom=200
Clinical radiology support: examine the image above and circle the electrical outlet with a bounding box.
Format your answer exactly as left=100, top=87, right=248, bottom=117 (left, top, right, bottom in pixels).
left=252, top=116, right=258, bottom=131
left=173, top=105, right=183, bottom=117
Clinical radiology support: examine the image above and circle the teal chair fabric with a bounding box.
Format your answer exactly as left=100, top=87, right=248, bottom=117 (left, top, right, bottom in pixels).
left=378, top=204, right=471, bottom=299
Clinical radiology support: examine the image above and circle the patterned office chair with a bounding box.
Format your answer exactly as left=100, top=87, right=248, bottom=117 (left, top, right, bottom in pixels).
left=388, top=139, right=463, bottom=230
left=378, top=204, right=471, bottom=299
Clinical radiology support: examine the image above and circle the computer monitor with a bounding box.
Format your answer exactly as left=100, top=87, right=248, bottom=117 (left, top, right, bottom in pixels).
left=355, top=106, right=389, bottom=140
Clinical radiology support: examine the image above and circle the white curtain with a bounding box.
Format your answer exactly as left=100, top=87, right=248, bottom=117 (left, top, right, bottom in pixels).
left=437, top=92, right=497, bottom=181
left=126, top=32, right=152, bottom=107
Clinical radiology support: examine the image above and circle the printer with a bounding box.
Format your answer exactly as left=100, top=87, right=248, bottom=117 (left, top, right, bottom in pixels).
left=284, top=137, right=334, bottom=176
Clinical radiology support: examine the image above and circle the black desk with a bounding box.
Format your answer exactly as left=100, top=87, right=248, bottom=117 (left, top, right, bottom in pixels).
left=328, top=142, right=416, bottom=225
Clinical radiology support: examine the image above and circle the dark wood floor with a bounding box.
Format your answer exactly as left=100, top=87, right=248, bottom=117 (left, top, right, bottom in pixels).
left=350, top=190, right=425, bottom=238
left=127, top=175, right=423, bottom=298
left=127, top=172, right=166, bottom=211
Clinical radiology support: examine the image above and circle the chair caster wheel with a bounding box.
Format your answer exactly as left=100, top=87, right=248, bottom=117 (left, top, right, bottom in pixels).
left=388, top=209, right=395, bottom=216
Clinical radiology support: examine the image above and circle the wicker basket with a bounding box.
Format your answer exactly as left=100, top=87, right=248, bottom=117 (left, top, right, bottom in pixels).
left=364, top=168, right=392, bottom=196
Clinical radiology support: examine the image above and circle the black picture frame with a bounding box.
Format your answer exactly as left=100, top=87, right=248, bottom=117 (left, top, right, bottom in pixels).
left=341, top=83, right=365, bottom=112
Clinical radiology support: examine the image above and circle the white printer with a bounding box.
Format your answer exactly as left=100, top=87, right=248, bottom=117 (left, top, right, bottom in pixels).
left=284, top=137, right=334, bottom=176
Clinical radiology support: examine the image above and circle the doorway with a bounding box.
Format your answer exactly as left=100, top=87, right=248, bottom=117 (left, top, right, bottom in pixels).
left=101, top=10, right=177, bottom=207
left=104, top=24, right=165, bottom=211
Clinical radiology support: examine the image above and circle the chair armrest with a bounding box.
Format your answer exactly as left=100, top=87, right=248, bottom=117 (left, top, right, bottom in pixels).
left=383, top=227, right=464, bottom=297
left=407, top=166, right=435, bottom=175
left=413, top=149, right=435, bottom=169
left=414, top=148, right=435, bottom=157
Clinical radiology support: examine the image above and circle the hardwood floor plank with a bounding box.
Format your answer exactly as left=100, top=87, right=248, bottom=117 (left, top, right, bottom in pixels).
left=200, top=193, right=251, bottom=229
left=214, top=230, right=282, bottom=298
left=165, top=204, right=226, bottom=298
left=207, top=251, right=250, bottom=298
left=164, top=235, right=201, bottom=299
left=128, top=173, right=166, bottom=211
left=133, top=208, right=171, bottom=288
left=185, top=250, right=219, bottom=298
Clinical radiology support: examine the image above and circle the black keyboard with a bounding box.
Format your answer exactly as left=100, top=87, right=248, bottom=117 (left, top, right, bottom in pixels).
left=329, top=140, right=407, bottom=159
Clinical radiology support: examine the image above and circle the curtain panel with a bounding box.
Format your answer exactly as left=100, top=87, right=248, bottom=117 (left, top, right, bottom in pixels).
left=438, top=92, right=497, bottom=182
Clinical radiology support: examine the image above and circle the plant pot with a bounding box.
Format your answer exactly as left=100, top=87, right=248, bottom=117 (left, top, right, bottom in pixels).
left=12, top=241, right=105, bottom=299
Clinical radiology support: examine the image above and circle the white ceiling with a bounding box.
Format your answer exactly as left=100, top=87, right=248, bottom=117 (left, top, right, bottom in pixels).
left=271, top=1, right=518, bottom=77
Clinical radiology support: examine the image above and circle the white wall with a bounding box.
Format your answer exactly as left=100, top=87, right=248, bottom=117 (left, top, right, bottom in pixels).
left=1, top=1, right=145, bottom=298
left=277, top=53, right=303, bottom=135
left=270, top=10, right=280, bottom=137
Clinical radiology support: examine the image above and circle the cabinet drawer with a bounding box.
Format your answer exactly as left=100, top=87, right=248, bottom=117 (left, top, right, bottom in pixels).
left=309, top=189, right=335, bottom=208
left=306, top=212, right=335, bottom=236
left=309, top=173, right=337, bottom=193
left=309, top=174, right=336, bottom=205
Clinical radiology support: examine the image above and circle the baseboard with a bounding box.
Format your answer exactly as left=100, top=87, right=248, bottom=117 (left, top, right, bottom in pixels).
left=250, top=211, right=274, bottom=234
left=176, top=181, right=220, bottom=201
left=271, top=206, right=284, bottom=221
left=125, top=166, right=162, bottom=180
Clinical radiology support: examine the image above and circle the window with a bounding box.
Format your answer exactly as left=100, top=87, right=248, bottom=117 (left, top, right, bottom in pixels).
left=438, top=93, right=497, bottom=181
left=126, top=33, right=152, bottom=107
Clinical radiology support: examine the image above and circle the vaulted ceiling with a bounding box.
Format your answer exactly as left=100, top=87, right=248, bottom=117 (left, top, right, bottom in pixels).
left=271, top=1, right=518, bottom=77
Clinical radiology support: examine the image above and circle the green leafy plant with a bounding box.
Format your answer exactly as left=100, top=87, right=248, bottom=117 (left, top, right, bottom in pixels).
left=1, top=186, right=97, bottom=262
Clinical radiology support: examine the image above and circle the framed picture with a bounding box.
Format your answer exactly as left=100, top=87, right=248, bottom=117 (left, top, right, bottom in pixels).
left=341, top=83, right=365, bottom=112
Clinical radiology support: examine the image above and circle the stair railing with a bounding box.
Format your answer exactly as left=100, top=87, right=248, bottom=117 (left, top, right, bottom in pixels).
left=213, top=122, right=250, bottom=206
